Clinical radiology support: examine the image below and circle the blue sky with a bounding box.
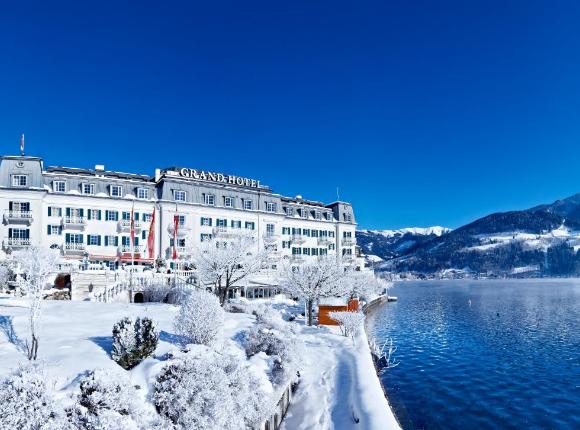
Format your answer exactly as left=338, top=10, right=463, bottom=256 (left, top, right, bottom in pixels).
left=1, top=1, right=580, bottom=229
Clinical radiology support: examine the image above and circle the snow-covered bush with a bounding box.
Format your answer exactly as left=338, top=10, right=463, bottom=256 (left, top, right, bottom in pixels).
left=112, top=316, right=159, bottom=369
left=153, top=348, right=271, bottom=429
left=0, top=263, right=11, bottom=293
left=329, top=311, right=365, bottom=340
left=67, top=369, right=141, bottom=430
left=0, top=364, right=69, bottom=430
left=251, top=304, right=287, bottom=329
left=174, top=288, right=224, bottom=346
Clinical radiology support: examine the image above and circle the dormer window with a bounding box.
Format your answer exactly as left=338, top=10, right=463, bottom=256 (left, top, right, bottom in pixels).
left=82, top=183, right=95, bottom=195
left=315, top=211, right=322, bottom=220
left=203, top=194, right=215, bottom=206
left=110, top=185, right=123, bottom=197
left=11, top=175, right=27, bottom=187
left=301, top=209, right=308, bottom=219
left=266, top=202, right=277, bottom=213
left=174, top=190, right=186, bottom=202
left=224, top=196, right=234, bottom=208
left=53, top=181, right=66, bottom=193
left=243, top=199, right=253, bottom=210
left=137, top=188, right=149, bottom=200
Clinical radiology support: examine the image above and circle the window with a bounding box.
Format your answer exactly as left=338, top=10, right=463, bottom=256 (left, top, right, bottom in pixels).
left=174, top=190, right=186, bottom=202
left=87, top=235, right=101, bottom=246
left=8, top=228, right=29, bottom=239
left=105, top=210, right=119, bottom=221
left=343, top=231, right=352, bottom=238
left=243, top=199, right=253, bottom=210
left=47, top=206, right=62, bottom=217
left=82, top=183, right=95, bottom=195
left=87, top=209, right=101, bottom=220
left=53, top=181, right=66, bottom=193
left=47, top=225, right=62, bottom=236
left=201, top=233, right=213, bottom=242
left=312, top=248, right=319, bottom=256
left=104, top=235, right=118, bottom=246
left=266, top=202, right=277, bottom=213
left=11, top=175, right=27, bottom=187
left=65, top=233, right=83, bottom=244
left=303, top=229, right=311, bottom=237
left=245, top=221, right=255, bottom=230
left=200, top=217, right=212, bottom=226
left=292, top=247, right=301, bottom=255
left=343, top=213, right=352, bottom=222
left=329, top=243, right=335, bottom=250
left=315, top=211, right=322, bottom=220
left=301, top=209, right=308, bottom=219
left=203, top=194, right=215, bottom=205
left=224, top=196, right=234, bottom=208
left=285, top=207, right=294, bottom=216
left=122, top=211, right=131, bottom=221
left=142, top=213, right=153, bottom=222
left=329, top=231, right=335, bottom=238
left=266, top=224, right=275, bottom=234
left=282, top=241, right=291, bottom=248
left=231, top=220, right=241, bottom=229
left=303, top=248, right=311, bottom=256
left=311, top=230, right=319, bottom=237
left=109, top=185, right=122, bottom=197
left=282, top=227, right=291, bottom=235
left=177, top=215, right=185, bottom=226
left=216, top=218, right=227, bottom=227
left=137, top=188, right=149, bottom=199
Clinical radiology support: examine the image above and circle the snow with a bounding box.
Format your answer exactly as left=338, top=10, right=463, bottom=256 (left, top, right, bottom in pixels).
left=0, top=297, right=400, bottom=429
left=362, top=226, right=451, bottom=238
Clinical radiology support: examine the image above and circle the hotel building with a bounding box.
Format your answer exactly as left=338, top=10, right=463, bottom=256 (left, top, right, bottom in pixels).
left=0, top=153, right=362, bottom=273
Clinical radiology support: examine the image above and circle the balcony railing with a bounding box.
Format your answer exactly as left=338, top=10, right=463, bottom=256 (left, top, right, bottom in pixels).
left=119, top=245, right=146, bottom=254
left=263, top=232, right=280, bottom=243
left=167, top=222, right=189, bottom=237
left=63, top=216, right=86, bottom=227
left=212, top=226, right=238, bottom=237
left=166, top=246, right=188, bottom=259
left=4, top=237, right=31, bottom=247
left=341, top=238, right=354, bottom=246
left=118, top=219, right=142, bottom=231
left=317, top=237, right=331, bottom=246
left=290, top=255, right=305, bottom=263
left=63, top=243, right=86, bottom=253
left=291, top=234, right=306, bottom=244
left=3, top=210, right=33, bottom=224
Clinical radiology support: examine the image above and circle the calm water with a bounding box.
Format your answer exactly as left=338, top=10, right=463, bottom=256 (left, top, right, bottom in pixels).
left=367, top=279, right=580, bottom=430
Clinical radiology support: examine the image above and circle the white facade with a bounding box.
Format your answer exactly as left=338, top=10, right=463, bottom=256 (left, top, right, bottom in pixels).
left=0, top=155, right=362, bottom=270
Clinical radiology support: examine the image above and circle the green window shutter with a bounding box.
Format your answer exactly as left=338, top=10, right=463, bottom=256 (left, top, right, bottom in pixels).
left=97, top=236, right=101, bottom=246
left=48, top=207, right=51, bottom=216
left=47, top=225, right=51, bottom=235
left=105, top=236, right=109, bottom=246
left=88, top=210, right=92, bottom=220
left=98, top=210, right=102, bottom=220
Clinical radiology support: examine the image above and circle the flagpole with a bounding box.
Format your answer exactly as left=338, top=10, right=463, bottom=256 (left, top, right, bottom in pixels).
left=173, top=202, right=178, bottom=288
left=129, top=201, right=135, bottom=298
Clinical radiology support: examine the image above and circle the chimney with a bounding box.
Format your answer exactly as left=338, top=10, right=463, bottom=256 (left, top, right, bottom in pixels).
left=95, top=164, right=105, bottom=171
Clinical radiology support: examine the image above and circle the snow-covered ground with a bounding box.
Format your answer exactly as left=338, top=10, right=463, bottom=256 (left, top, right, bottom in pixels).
left=0, top=296, right=399, bottom=429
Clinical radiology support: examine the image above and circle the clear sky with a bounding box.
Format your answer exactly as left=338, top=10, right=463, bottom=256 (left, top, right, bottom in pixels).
left=1, top=1, right=579, bottom=230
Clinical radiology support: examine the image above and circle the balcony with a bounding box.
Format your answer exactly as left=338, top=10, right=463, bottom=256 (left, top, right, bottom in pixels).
left=167, top=222, right=189, bottom=237
left=63, top=243, right=86, bottom=254
left=291, top=234, right=306, bottom=244
left=118, top=245, right=146, bottom=255
left=290, top=255, right=305, bottom=264
left=262, top=232, right=280, bottom=244
left=341, top=254, right=355, bottom=263
left=3, top=237, right=31, bottom=248
left=212, top=226, right=238, bottom=238
left=166, top=246, right=188, bottom=259
left=317, top=237, right=331, bottom=246
left=341, top=238, right=354, bottom=246
left=63, top=216, right=86, bottom=229
left=3, top=210, right=33, bottom=224
left=118, top=219, right=142, bottom=232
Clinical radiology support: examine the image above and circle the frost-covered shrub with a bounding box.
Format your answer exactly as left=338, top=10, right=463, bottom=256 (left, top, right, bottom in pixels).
left=67, top=369, right=141, bottom=430
left=153, top=348, right=270, bottom=429
left=0, top=364, right=69, bottom=430
left=241, top=325, right=304, bottom=386
left=112, top=316, right=159, bottom=369
left=329, top=311, right=365, bottom=339
left=251, top=304, right=286, bottom=329
left=174, top=288, right=224, bottom=346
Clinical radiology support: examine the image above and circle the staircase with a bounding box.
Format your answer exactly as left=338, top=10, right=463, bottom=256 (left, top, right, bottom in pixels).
left=70, top=271, right=121, bottom=301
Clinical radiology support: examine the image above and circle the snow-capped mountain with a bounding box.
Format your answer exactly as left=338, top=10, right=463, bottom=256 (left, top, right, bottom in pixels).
left=359, top=192, right=580, bottom=277
left=356, top=226, right=452, bottom=262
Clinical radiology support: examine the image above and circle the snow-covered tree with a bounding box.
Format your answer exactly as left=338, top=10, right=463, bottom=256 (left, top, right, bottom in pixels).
left=153, top=348, right=271, bottom=429
left=328, top=311, right=365, bottom=341
left=112, top=316, right=159, bottom=369
left=67, top=368, right=142, bottom=430
left=188, top=232, right=269, bottom=305
left=0, top=364, right=70, bottom=430
left=279, top=256, right=348, bottom=326
left=174, top=288, right=224, bottom=346
left=342, top=270, right=392, bottom=301
left=0, top=262, right=11, bottom=293
left=12, top=246, right=59, bottom=360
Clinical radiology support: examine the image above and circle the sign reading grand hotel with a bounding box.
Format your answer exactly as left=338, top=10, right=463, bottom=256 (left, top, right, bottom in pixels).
left=179, top=168, right=261, bottom=188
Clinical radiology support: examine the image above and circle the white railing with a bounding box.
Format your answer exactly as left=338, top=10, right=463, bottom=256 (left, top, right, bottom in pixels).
left=290, top=255, right=305, bottom=263
left=4, top=237, right=31, bottom=247
left=119, top=245, right=146, bottom=254
left=318, top=237, right=331, bottom=245
left=119, top=219, right=142, bottom=230
left=263, top=233, right=280, bottom=243
left=64, top=216, right=86, bottom=226
left=341, top=238, right=354, bottom=246
left=64, top=243, right=86, bottom=252
left=291, top=234, right=306, bottom=244
left=4, top=210, right=33, bottom=221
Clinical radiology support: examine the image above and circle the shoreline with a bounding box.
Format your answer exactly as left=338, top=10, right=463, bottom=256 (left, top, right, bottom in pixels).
left=362, top=295, right=402, bottom=430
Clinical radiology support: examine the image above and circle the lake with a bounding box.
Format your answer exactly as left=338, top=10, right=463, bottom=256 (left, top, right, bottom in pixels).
left=366, top=279, right=580, bottom=430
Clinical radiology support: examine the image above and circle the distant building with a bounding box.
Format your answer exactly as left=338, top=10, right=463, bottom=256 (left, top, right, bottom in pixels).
left=0, top=153, right=363, bottom=271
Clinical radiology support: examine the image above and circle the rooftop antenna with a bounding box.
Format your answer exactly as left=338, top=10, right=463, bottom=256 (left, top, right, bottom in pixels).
left=20, top=134, right=25, bottom=156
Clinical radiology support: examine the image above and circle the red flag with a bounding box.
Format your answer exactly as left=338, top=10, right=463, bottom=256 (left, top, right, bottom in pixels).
left=172, top=213, right=179, bottom=260
left=147, top=208, right=156, bottom=259
left=130, top=205, right=135, bottom=252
